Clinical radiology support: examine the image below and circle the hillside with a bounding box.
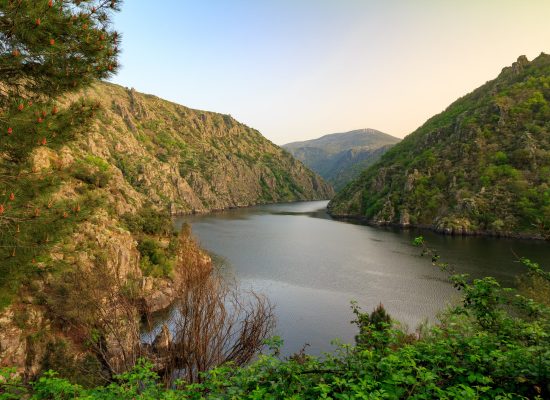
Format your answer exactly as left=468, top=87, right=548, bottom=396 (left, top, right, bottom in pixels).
left=0, top=81, right=332, bottom=377
left=88, top=83, right=333, bottom=213
left=329, top=54, right=550, bottom=239
left=283, top=129, right=400, bottom=190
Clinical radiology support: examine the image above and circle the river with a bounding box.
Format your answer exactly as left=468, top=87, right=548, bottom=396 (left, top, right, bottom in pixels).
left=168, top=200, right=549, bottom=356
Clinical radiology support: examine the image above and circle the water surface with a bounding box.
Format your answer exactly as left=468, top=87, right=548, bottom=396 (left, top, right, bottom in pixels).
left=173, top=201, right=549, bottom=355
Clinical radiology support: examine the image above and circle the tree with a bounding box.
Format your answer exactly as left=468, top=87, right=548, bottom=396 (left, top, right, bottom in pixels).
left=149, top=228, right=275, bottom=384
left=0, top=0, right=121, bottom=308
left=0, top=0, right=120, bottom=109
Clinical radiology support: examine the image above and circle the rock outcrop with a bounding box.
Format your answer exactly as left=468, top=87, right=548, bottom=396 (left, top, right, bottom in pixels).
left=84, top=82, right=332, bottom=213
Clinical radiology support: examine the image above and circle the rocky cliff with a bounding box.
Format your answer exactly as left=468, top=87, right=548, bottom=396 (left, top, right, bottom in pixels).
left=329, top=54, right=550, bottom=239
left=89, top=82, right=332, bottom=213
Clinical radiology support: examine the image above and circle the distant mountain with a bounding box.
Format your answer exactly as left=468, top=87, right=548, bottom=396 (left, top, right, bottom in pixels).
left=283, top=129, right=400, bottom=190
left=329, top=54, right=550, bottom=239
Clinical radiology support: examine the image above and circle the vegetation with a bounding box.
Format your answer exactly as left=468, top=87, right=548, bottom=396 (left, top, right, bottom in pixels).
left=283, top=129, right=400, bottom=191
left=122, top=208, right=177, bottom=277
left=137, top=237, right=174, bottom=278
left=0, top=0, right=330, bottom=308
left=154, top=233, right=275, bottom=384
left=329, top=54, right=550, bottom=239
left=0, top=0, right=119, bottom=109
left=0, top=2, right=331, bottom=389
left=1, top=239, right=548, bottom=399
left=0, top=0, right=121, bottom=309
left=2, top=4, right=547, bottom=399
left=86, top=83, right=333, bottom=215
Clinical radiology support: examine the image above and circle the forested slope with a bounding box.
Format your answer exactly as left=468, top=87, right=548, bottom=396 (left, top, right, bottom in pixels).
left=329, top=54, right=550, bottom=239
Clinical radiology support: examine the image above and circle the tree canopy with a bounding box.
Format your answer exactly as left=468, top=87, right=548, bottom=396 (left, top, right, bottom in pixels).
left=0, top=0, right=120, bottom=109
left=0, top=0, right=121, bottom=308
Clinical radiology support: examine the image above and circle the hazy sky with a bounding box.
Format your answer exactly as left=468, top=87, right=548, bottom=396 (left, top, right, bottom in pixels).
left=110, top=1, right=550, bottom=145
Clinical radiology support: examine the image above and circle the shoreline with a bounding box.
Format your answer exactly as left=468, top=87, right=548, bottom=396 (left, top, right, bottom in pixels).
left=328, top=213, right=549, bottom=242
left=173, top=198, right=548, bottom=242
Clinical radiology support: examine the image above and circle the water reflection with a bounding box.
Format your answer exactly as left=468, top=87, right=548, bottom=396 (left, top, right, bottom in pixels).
left=171, top=201, right=549, bottom=356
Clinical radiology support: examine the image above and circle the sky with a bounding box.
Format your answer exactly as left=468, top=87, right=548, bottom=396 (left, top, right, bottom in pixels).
left=110, top=1, right=550, bottom=145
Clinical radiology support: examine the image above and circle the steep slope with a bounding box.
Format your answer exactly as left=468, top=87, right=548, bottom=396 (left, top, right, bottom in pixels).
left=283, top=129, right=400, bottom=190
left=329, top=54, right=550, bottom=239
left=0, top=81, right=332, bottom=377
left=88, top=82, right=333, bottom=213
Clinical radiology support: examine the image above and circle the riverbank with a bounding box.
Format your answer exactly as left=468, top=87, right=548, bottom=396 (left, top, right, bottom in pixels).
left=328, top=213, right=549, bottom=241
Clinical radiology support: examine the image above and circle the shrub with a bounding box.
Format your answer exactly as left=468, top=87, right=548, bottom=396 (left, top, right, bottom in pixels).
left=2, top=240, right=548, bottom=398
left=137, top=238, right=173, bottom=278
left=72, top=160, right=111, bottom=188
left=123, top=208, right=173, bottom=236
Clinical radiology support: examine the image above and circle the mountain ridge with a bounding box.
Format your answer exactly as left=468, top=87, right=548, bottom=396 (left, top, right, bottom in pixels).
left=283, top=128, right=400, bottom=190
left=87, top=82, right=334, bottom=214
left=329, top=53, right=550, bottom=240
left=284, top=128, right=399, bottom=150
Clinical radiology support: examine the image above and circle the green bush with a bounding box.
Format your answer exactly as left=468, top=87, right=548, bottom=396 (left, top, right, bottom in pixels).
left=123, top=208, right=173, bottom=236
left=72, top=160, right=111, bottom=188
left=492, top=151, right=509, bottom=165
left=137, top=238, right=173, bottom=278
left=2, top=240, right=548, bottom=399
left=84, top=155, right=110, bottom=172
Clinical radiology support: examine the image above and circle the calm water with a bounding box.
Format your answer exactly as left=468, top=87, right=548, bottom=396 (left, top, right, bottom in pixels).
left=170, top=201, right=549, bottom=356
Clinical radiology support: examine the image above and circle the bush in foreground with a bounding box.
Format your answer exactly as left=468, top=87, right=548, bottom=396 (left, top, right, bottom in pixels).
left=1, top=242, right=548, bottom=399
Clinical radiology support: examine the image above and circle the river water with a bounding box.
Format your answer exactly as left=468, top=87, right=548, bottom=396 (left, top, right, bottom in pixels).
left=171, top=200, right=549, bottom=356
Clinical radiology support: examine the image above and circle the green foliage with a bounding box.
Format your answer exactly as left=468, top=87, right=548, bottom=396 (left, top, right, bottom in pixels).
left=123, top=207, right=173, bottom=236
left=113, top=154, right=145, bottom=189
left=329, top=54, right=550, bottom=238
left=0, top=99, right=106, bottom=308
left=0, top=1, right=121, bottom=309
left=352, top=301, right=392, bottom=349
left=123, top=208, right=176, bottom=277
left=0, top=368, right=26, bottom=399
left=0, top=185, right=106, bottom=310
left=492, top=151, right=509, bottom=165
left=40, top=339, right=108, bottom=388
left=1, top=99, right=101, bottom=163
left=3, top=245, right=548, bottom=399
left=84, top=155, right=110, bottom=172
left=137, top=238, right=174, bottom=278
left=517, top=258, right=550, bottom=307
left=0, top=0, right=120, bottom=109
left=262, top=154, right=306, bottom=199
left=72, top=156, right=112, bottom=188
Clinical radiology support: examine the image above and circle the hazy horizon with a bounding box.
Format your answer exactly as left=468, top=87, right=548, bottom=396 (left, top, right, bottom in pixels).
left=110, top=1, right=550, bottom=145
